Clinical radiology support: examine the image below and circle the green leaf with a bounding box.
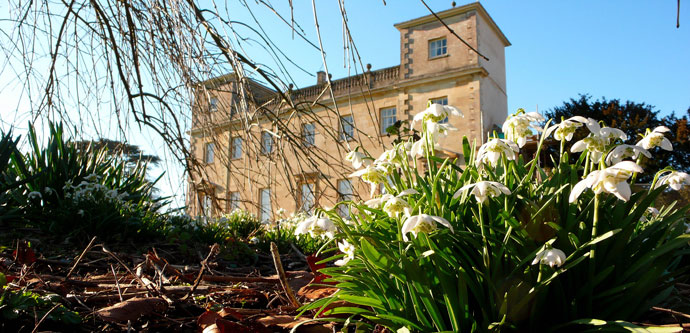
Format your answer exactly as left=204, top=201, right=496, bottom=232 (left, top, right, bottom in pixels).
left=338, top=295, right=385, bottom=310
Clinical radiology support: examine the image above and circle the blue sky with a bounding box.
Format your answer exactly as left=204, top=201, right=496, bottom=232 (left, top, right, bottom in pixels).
left=1, top=1, right=688, bottom=208
left=233, top=0, right=690, bottom=117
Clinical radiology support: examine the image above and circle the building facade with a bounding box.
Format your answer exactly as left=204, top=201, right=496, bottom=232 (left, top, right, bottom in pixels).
left=187, top=2, right=510, bottom=220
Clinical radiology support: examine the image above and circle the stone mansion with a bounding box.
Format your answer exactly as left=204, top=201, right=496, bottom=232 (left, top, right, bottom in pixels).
left=187, top=2, right=510, bottom=220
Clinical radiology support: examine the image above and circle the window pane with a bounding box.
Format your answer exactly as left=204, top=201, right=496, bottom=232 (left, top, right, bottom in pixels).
left=340, top=116, right=354, bottom=141
left=303, top=123, right=315, bottom=147
left=260, top=189, right=271, bottom=223
left=301, top=183, right=315, bottom=213
left=202, top=194, right=212, bottom=216
left=229, top=192, right=240, bottom=211
left=261, top=132, right=273, bottom=154
left=337, top=180, right=353, bottom=218
left=429, top=38, right=447, bottom=58
left=209, top=97, right=218, bottom=112
left=205, top=143, right=215, bottom=163
left=232, top=137, right=242, bottom=159
left=380, top=107, right=397, bottom=135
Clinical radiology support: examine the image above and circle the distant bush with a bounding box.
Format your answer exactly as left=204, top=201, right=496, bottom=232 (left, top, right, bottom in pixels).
left=6, top=122, right=167, bottom=242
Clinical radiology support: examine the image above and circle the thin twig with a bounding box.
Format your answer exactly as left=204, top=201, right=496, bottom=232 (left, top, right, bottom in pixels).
left=31, top=303, right=61, bottom=333
left=65, top=236, right=97, bottom=280
left=182, top=243, right=220, bottom=300
left=270, top=242, right=301, bottom=307
left=101, top=246, right=160, bottom=297
left=111, top=264, right=123, bottom=302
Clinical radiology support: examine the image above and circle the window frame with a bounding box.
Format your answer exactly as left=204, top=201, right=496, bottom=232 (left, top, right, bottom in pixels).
left=337, top=179, right=353, bottom=218
left=209, top=97, right=219, bottom=112
left=428, top=37, right=448, bottom=59
left=228, top=191, right=240, bottom=211
left=299, top=182, right=316, bottom=214
left=204, top=142, right=215, bottom=164
left=231, top=137, right=242, bottom=160
left=302, top=123, right=316, bottom=147
left=261, top=132, right=274, bottom=155
left=380, top=106, right=397, bottom=135
left=259, top=188, right=271, bottom=223
left=339, top=115, right=355, bottom=141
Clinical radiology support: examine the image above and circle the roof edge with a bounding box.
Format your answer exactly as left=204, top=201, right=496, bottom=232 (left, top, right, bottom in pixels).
left=394, top=2, right=510, bottom=47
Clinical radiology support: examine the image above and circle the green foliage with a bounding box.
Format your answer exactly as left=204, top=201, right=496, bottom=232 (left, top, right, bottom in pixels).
left=7, top=122, right=168, bottom=242
left=0, top=131, right=24, bottom=223
left=302, top=110, right=690, bottom=332
left=0, top=287, right=81, bottom=325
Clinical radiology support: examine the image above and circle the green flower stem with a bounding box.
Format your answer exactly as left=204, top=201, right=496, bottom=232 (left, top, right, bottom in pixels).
left=478, top=204, right=490, bottom=268
left=588, top=193, right=600, bottom=315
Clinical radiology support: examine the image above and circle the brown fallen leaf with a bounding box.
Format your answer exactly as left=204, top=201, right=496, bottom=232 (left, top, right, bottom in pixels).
left=298, top=283, right=338, bottom=301
left=96, top=297, right=168, bottom=322
left=256, top=315, right=333, bottom=332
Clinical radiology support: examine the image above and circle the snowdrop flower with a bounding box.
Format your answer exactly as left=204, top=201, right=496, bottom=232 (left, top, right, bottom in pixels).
left=77, top=209, right=85, bottom=217
left=571, top=134, right=608, bottom=162
left=543, top=116, right=592, bottom=142
left=249, top=237, right=260, bottom=244
left=502, top=110, right=545, bottom=148
left=84, top=173, right=100, bottom=182
left=43, top=187, right=54, bottom=195
left=637, top=126, right=673, bottom=151
left=639, top=207, right=660, bottom=223
left=294, top=215, right=337, bottom=239
left=345, top=150, right=371, bottom=169
left=425, top=122, right=458, bottom=141
left=276, top=207, right=286, bottom=217
left=572, top=122, right=627, bottom=163
left=411, top=103, right=463, bottom=128
left=569, top=161, right=643, bottom=202
left=408, top=135, right=439, bottom=158
left=401, top=214, right=453, bottom=241
left=106, top=189, right=119, bottom=199
left=350, top=165, right=387, bottom=197
left=383, top=197, right=411, bottom=218
left=605, top=144, right=651, bottom=165
left=532, top=247, right=567, bottom=268
left=334, top=240, right=356, bottom=266
left=476, top=138, right=519, bottom=168
left=365, top=194, right=393, bottom=209
left=655, top=171, right=690, bottom=191
left=453, top=181, right=511, bottom=204
left=28, top=191, right=42, bottom=200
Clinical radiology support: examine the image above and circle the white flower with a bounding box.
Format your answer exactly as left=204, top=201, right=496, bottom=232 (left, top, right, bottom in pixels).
left=350, top=165, right=387, bottom=197
left=532, top=247, right=567, bottom=268
left=365, top=189, right=418, bottom=218
left=364, top=194, right=393, bottom=209
left=294, top=215, right=337, bottom=239
left=569, top=161, right=643, bottom=202
left=106, top=189, right=119, bottom=199
left=346, top=151, right=371, bottom=169
left=453, top=181, right=511, bottom=204
left=636, top=126, right=673, bottom=151
left=408, top=135, right=439, bottom=158
left=276, top=208, right=286, bottom=217
left=502, top=111, right=545, bottom=148
left=84, top=173, right=100, bottom=182
left=572, top=122, right=628, bottom=163
left=249, top=237, right=260, bottom=244
left=43, top=187, right=54, bottom=195
left=425, top=122, right=458, bottom=141
left=655, top=171, right=690, bottom=191
left=543, top=116, right=591, bottom=142
left=476, top=138, right=519, bottom=167
left=28, top=191, right=42, bottom=200
left=605, top=144, right=651, bottom=165
left=77, top=209, right=85, bottom=217
left=401, top=214, right=453, bottom=241
left=334, top=240, right=356, bottom=266
left=639, top=207, right=660, bottom=223
left=411, top=103, right=463, bottom=128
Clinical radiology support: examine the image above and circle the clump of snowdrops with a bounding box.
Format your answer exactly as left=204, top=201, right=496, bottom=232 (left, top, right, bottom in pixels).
left=297, top=104, right=690, bottom=332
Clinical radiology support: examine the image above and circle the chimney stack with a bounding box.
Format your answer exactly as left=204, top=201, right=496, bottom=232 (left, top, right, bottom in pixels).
left=316, top=71, right=327, bottom=84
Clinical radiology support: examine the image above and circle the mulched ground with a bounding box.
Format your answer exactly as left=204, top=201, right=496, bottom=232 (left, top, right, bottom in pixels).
left=1, top=227, right=689, bottom=332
